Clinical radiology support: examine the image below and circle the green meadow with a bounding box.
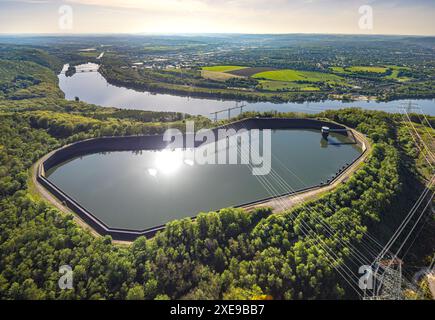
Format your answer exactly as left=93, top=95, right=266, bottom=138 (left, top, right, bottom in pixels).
left=202, top=65, right=248, bottom=72
left=201, top=64, right=413, bottom=93
left=346, top=66, right=389, bottom=73
left=252, top=69, right=343, bottom=83
left=385, top=65, right=412, bottom=81
left=330, top=65, right=412, bottom=82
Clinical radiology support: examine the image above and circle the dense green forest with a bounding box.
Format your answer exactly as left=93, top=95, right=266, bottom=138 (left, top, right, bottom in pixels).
left=0, top=46, right=433, bottom=300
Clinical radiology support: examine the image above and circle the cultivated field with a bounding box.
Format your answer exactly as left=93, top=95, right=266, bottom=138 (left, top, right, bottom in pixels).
left=202, top=65, right=247, bottom=72
left=200, top=63, right=413, bottom=92
left=200, top=65, right=347, bottom=91
left=347, top=66, right=388, bottom=73
left=201, top=70, right=241, bottom=81
left=227, top=67, right=275, bottom=77
left=253, top=69, right=344, bottom=83
left=386, top=65, right=412, bottom=82
left=331, top=65, right=412, bottom=82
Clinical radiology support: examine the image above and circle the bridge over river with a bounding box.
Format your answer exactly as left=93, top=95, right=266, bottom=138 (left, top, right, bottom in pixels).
left=59, top=68, right=99, bottom=75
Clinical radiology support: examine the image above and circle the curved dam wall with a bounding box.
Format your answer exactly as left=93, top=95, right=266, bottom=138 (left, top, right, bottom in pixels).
left=37, top=117, right=358, bottom=241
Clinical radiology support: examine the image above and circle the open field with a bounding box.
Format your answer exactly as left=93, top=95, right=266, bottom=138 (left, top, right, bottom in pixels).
left=227, top=67, right=276, bottom=77
left=199, top=65, right=350, bottom=92
left=331, top=65, right=390, bottom=74
left=201, top=65, right=247, bottom=72
left=387, top=70, right=410, bottom=82
left=386, top=65, right=412, bottom=81
left=201, top=69, right=242, bottom=81
left=347, top=66, right=389, bottom=73
left=253, top=69, right=344, bottom=83
left=197, top=60, right=420, bottom=98
left=330, top=66, right=347, bottom=73
left=331, top=65, right=412, bottom=82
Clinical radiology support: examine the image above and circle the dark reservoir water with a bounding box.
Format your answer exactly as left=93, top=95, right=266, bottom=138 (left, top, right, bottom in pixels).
left=46, top=129, right=362, bottom=230
left=58, top=63, right=435, bottom=117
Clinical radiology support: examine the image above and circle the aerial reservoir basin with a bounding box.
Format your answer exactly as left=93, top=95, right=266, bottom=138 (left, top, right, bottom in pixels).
left=45, top=128, right=362, bottom=231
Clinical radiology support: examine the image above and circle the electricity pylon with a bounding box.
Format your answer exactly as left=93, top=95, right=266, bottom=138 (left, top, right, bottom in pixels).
left=373, top=258, right=403, bottom=300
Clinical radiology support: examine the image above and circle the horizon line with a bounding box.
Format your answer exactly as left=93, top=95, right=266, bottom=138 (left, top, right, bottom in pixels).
left=1, top=31, right=435, bottom=38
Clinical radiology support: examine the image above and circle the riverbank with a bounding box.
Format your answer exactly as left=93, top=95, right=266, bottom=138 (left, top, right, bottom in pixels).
left=99, top=65, right=329, bottom=103
left=59, top=64, right=435, bottom=116
left=99, top=64, right=435, bottom=105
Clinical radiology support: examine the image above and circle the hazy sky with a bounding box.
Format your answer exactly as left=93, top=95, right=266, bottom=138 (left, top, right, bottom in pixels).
left=0, top=0, right=434, bottom=35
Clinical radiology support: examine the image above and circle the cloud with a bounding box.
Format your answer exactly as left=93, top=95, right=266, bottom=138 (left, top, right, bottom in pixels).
left=3, top=0, right=51, bottom=3
left=0, top=0, right=434, bottom=35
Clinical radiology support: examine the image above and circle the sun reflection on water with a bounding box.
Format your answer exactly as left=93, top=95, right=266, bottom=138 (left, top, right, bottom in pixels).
left=148, top=149, right=187, bottom=176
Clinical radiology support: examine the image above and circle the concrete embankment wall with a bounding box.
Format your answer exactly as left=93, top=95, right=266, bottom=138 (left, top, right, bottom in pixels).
left=43, top=118, right=348, bottom=171
left=37, top=117, right=352, bottom=241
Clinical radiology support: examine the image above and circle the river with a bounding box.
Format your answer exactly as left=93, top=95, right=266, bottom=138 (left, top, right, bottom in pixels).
left=58, top=63, right=435, bottom=117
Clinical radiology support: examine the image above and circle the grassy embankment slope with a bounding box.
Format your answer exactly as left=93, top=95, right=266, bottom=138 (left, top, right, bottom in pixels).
left=201, top=66, right=246, bottom=82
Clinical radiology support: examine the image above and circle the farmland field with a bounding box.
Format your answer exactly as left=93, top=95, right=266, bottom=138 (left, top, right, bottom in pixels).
left=201, top=65, right=247, bottom=72
left=201, top=64, right=412, bottom=89
left=227, top=67, right=276, bottom=77
left=253, top=69, right=344, bottom=83
left=330, top=66, right=347, bottom=73
left=201, top=70, right=241, bottom=81
left=200, top=65, right=349, bottom=89
left=331, top=65, right=412, bottom=82
left=385, top=66, right=412, bottom=81
left=346, top=66, right=389, bottom=73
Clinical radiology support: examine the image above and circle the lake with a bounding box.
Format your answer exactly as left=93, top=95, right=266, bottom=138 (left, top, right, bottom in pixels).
left=46, top=129, right=362, bottom=230
left=58, top=63, right=435, bottom=117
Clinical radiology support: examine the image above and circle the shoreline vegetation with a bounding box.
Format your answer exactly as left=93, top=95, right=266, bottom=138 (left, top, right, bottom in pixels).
left=98, top=65, right=330, bottom=103
left=99, top=64, right=435, bottom=104
left=96, top=57, right=435, bottom=103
